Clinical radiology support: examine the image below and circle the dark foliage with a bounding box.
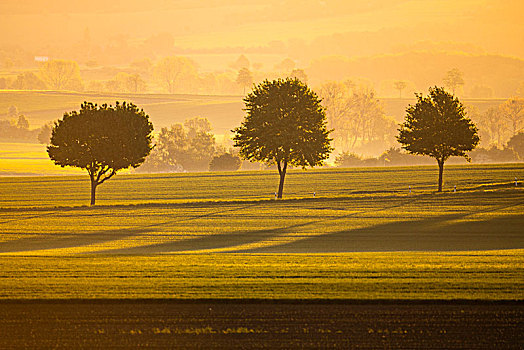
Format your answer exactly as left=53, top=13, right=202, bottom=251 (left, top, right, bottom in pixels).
left=48, top=102, right=153, bottom=205
left=136, top=117, right=216, bottom=173
left=233, top=78, right=332, bottom=198
left=507, top=132, right=524, bottom=160
left=397, top=87, right=479, bottom=191
left=209, top=153, right=241, bottom=172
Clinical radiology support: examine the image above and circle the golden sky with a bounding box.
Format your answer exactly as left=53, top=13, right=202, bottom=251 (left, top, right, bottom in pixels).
left=0, top=0, right=523, bottom=58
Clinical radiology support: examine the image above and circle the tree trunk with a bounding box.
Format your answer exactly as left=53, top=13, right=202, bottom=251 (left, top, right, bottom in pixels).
left=437, top=158, right=444, bottom=192
left=90, top=179, right=97, bottom=206
left=276, top=160, right=287, bottom=199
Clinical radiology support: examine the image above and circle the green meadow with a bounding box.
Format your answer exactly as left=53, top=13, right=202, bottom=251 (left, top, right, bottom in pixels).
left=0, top=164, right=522, bottom=299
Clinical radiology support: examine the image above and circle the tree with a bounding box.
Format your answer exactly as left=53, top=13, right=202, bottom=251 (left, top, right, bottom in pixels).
left=289, top=69, right=308, bottom=84
left=334, top=152, right=363, bottom=167
left=11, top=72, right=47, bottom=90
left=38, top=122, right=53, bottom=144
left=7, top=106, right=18, bottom=119
left=318, top=81, right=352, bottom=150
left=499, top=97, right=524, bottom=136
left=443, top=68, right=464, bottom=95
left=507, top=132, right=524, bottom=160
left=393, top=81, right=407, bottom=98
left=137, top=117, right=216, bottom=173
left=233, top=78, right=332, bottom=198
left=230, top=54, right=250, bottom=70
left=108, top=72, right=146, bottom=93
left=398, top=87, right=479, bottom=192
left=209, top=153, right=241, bottom=171
left=318, top=82, right=392, bottom=153
left=155, top=56, right=197, bottom=94
left=39, top=59, right=83, bottom=91
left=471, top=107, right=507, bottom=147
left=48, top=102, right=154, bottom=205
left=236, top=68, right=253, bottom=94
left=274, top=58, right=295, bottom=72
left=17, top=115, right=29, bottom=129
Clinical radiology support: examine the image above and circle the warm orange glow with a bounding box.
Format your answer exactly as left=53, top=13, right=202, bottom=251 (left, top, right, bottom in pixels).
left=0, top=0, right=522, bottom=56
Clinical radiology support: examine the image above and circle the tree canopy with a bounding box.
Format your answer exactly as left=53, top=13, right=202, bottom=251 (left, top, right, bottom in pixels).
left=209, top=153, right=241, bottom=172
left=236, top=68, right=253, bottom=94
left=397, top=86, right=479, bottom=191
left=443, top=68, right=464, bottom=95
left=507, top=132, right=524, bottom=160
left=233, top=78, right=332, bottom=198
left=154, top=56, right=197, bottom=94
left=137, top=117, right=216, bottom=173
left=48, top=102, right=154, bottom=205
left=39, top=59, right=83, bottom=91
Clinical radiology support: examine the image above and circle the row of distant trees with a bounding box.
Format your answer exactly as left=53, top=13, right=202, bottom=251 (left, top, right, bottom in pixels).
left=318, top=81, right=397, bottom=155
left=5, top=55, right=514, bottom=100
left=466, top=98, right=524, bottom=147
left=318, top=78, right=524, bottom=156
left=335, top=135, right=524, bottom=168
left=0, top=56, right=308, bottom=96
left=0, top=106, right=51, bottom=143
left=136, top=117, right=241, bottom=173
left=44, top=79, right=488, bottom=204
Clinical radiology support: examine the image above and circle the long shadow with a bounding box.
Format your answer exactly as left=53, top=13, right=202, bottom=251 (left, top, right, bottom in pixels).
left=92, top=196, right=429, bottom=254
left=2, top=194, right=521, bottom=254
left=0, top=202, right=260, bottom=254
left=242, top=212, right=524, bottom=253
left=94, top=221, right=315, bottom=254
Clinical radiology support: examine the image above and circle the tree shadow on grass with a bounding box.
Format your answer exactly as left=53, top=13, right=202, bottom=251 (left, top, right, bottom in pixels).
left=92, top=196, right=425, bottom=254
left=92, top=197, right=523, bottom=254
left=242, top=213, right=524, bottom=253
left=0, top=202, right=260, bottom=254
left=1, top=195, right=521, bottom=254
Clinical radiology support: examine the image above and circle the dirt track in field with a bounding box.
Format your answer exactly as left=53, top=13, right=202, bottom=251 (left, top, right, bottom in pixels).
left=0, top=301, right=521, bottom=349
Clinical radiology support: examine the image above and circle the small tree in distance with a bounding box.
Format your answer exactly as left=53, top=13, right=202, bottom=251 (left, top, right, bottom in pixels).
left=236, top=68, right=253, bottom=94
left=209, top=153, right=241, bottom=172
left=507, top=132, right=524, bottom=160
left=443, top=68, right=465, bottom=95
left=233, top=78, right=332, bottom=198
left=397, top=87, right=479, bottom=192
left=39, top=59, right=83, bottom=91
left=48, top=102, right=154, bottom=205
left=394, top=81, right=407, bottom=98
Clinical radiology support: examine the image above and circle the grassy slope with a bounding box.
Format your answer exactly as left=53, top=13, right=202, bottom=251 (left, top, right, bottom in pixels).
left=0, top=91, right=243, bottom=133
left=0, top=91, right=507, bottom=131
left=0, top=165, right=522, bottom=299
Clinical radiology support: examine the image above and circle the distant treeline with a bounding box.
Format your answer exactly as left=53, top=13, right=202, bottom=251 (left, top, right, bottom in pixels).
left=1, top=48, right=524, bottom=98
left=334, top=143, right=523, bottom=168
left=0, top=106, right=51, bottom=143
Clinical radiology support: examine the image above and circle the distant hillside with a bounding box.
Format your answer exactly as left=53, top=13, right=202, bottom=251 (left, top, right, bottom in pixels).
left=309, top=51, right=524, bottom=98
left=381, top=97, right=507, bottom=122
left=0, top=91, right=244, bottom=135
left=0, top=90, right=511, bottom=137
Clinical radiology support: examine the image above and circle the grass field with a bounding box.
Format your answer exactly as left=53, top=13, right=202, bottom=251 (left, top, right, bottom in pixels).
left=0, top=142, right=83, bottom=176
left=0, top=90, right=244, bottom=133
left=0, top=91, right=507, bottom=133
left=0, top=164, right=522, bottom=300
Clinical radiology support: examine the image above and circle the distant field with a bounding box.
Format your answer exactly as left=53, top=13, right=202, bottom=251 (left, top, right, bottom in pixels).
left=0, top=90, right=507, bottom=132
left=0, top=142, right=83, bottom=176
left=0, top=90, right=244, bottom=133
left=0, top=165, right=522, bottom=299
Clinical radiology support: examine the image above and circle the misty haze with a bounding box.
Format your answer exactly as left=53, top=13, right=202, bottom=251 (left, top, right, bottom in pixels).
left=0, top=1, right=522, bottom=349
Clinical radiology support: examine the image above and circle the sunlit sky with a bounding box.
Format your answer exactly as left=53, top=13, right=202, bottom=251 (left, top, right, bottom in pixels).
left=0, top=0, right=523, bottom=58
